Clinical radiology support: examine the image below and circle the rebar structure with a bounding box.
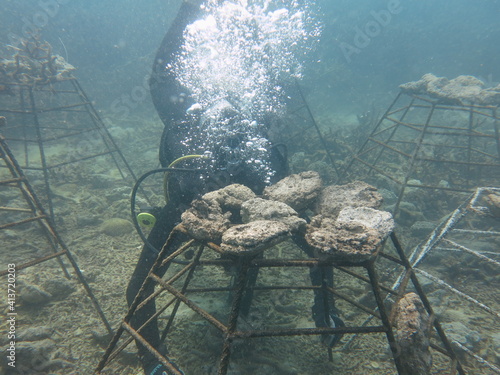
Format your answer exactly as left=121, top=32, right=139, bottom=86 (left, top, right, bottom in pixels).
left=341, top=90, right=500, bottom=219
left=0, top=126, right=111, bottom=333
left=95, top=223, right=465, bottom=375
left=269, top=81, right=342, bottom=182
left=0, top=37, right=140, bottom=220
left=405, top=187, right=500, bottom=374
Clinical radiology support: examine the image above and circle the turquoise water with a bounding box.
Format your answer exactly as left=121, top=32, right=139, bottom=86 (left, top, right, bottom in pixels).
left=1, top=1, right=499, bottom=374
left=2, top=0, right=499, bottom=113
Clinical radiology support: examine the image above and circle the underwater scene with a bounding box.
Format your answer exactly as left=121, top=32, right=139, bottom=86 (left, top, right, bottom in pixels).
left=1, top=0, right=499, bottom=374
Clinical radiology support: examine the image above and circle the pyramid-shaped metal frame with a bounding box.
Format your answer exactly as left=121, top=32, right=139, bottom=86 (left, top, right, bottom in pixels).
left=406, top=186, right=500, bottom=374
left=95, top=224, right=465, bottom=375
left=0, top=127, right=111, bottom=333
left=0, top=74, right=140, bottom=220
left=341, top=91, right=500, bottom=218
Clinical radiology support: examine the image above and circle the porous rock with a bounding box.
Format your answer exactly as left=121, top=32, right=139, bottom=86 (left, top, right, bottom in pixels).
left=315, top=181, right=383, bottom=218
left=221, top=220, right=290, bottom=255
left=181, top=198, right=231, bottom=242
left=241, top=198, right=306, bottom=232
left=400, top=73, right=500, bottom=105
left=336, top=206, right=394, bottom=240
left=202, top=183, right=256, bottom=210
left=263, top=171, right=322, bottom=211
left=394, top=293, right=433, bottom=375
left=305, top=215, right=384, bottom=262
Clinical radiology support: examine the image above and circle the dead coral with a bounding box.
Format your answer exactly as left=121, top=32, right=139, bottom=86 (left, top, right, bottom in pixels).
left=400, top=73, right=500, bottom=105
left=263, top=171, right=322, bottom=212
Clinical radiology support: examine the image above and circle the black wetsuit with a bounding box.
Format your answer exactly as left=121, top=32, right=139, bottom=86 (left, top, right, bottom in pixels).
left=126, top=2, right=338, bottom=371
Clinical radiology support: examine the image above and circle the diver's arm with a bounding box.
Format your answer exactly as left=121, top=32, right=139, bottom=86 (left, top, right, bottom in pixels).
left=149, top=1, right=202, bottom=126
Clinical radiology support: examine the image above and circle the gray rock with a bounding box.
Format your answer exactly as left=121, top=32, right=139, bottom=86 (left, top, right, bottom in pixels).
left=305, top=215, right=384, bottom=262
left=263, top=171, right=322, bottom=212
left=221, top=220, right=290, bottom=255
left=100, top=218, right=133, bottom=236
left=181, top=198, right=231, bottom=242
left=20, top=284, right=52, bottom=305
left=400, top=73, right=500, bottom=105
left=241, top=198, right=306, bottom=232
left=441, top=321, right=481, bottom=350
left=315, top=181, right=383, bottom=218
left=394, top=293, right=432, bottom=375
left=336, top=207, right=394, bottom=240
left=202, top=184, right=256, bottom=210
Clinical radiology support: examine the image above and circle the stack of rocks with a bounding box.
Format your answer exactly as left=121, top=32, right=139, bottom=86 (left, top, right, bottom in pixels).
left=180, top=171, right=394, bottom=261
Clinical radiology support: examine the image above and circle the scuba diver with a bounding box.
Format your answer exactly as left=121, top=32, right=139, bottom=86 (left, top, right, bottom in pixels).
left=126, top=1, right=344, bottom=374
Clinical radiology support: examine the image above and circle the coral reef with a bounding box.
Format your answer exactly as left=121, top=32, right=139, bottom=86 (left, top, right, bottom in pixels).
left=0, top=36, right=75, bottom=85
left=263, top=171, right=323, bottom=211
left=400, top=73, right=500, bottom=105
left=314, top=181, right=383, bottom=218
left=220, top=220, right=291, bottom=255
left=180, top=173, right=393, bottom=261
left=181, top=197, right=232, bottom=241
left=100, top=218, right=134, bottom=237
left=241, top=197, right=306, bottom=232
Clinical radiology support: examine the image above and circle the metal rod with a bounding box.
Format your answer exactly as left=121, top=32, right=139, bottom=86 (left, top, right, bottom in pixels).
left=28, top=86, right=55, bottom=221
left=161, top=244, right=206, bottom=342
left=230, top=325, right=387, bottom=339
left=390, top=233, right=466, bottom=375
left=151, top=274, right=228, bottom=334
left=393, top=101, right=436, bottom=216
left=0, top=214, right=47, bottom=230
left=0, top=134, right=112, bottom=334
left=219, top=257, right=251, bottom=375
left=341, top=91, right=404, bottom=182
left=365, top=259, right=405, bottom=374
left=122, top=321, right=184, bottom=375
left=452, top=341, right=500, bottom=374
left=294, top=79, right=341, bottom=179
left=443, top=238, right=500, bottom=267
left=415, top=268, right=500, bottom=319
left=0, top=250, right=66, bottom=277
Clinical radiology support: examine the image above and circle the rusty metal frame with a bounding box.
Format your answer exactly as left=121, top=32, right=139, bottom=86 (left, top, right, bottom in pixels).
left=95, top=225, right=465, bottom=375
left=0, top=76, right=144, bottom=219
left=341, top=91, right=500, bottom=218
left=0, top=131, right=111, bottom=333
